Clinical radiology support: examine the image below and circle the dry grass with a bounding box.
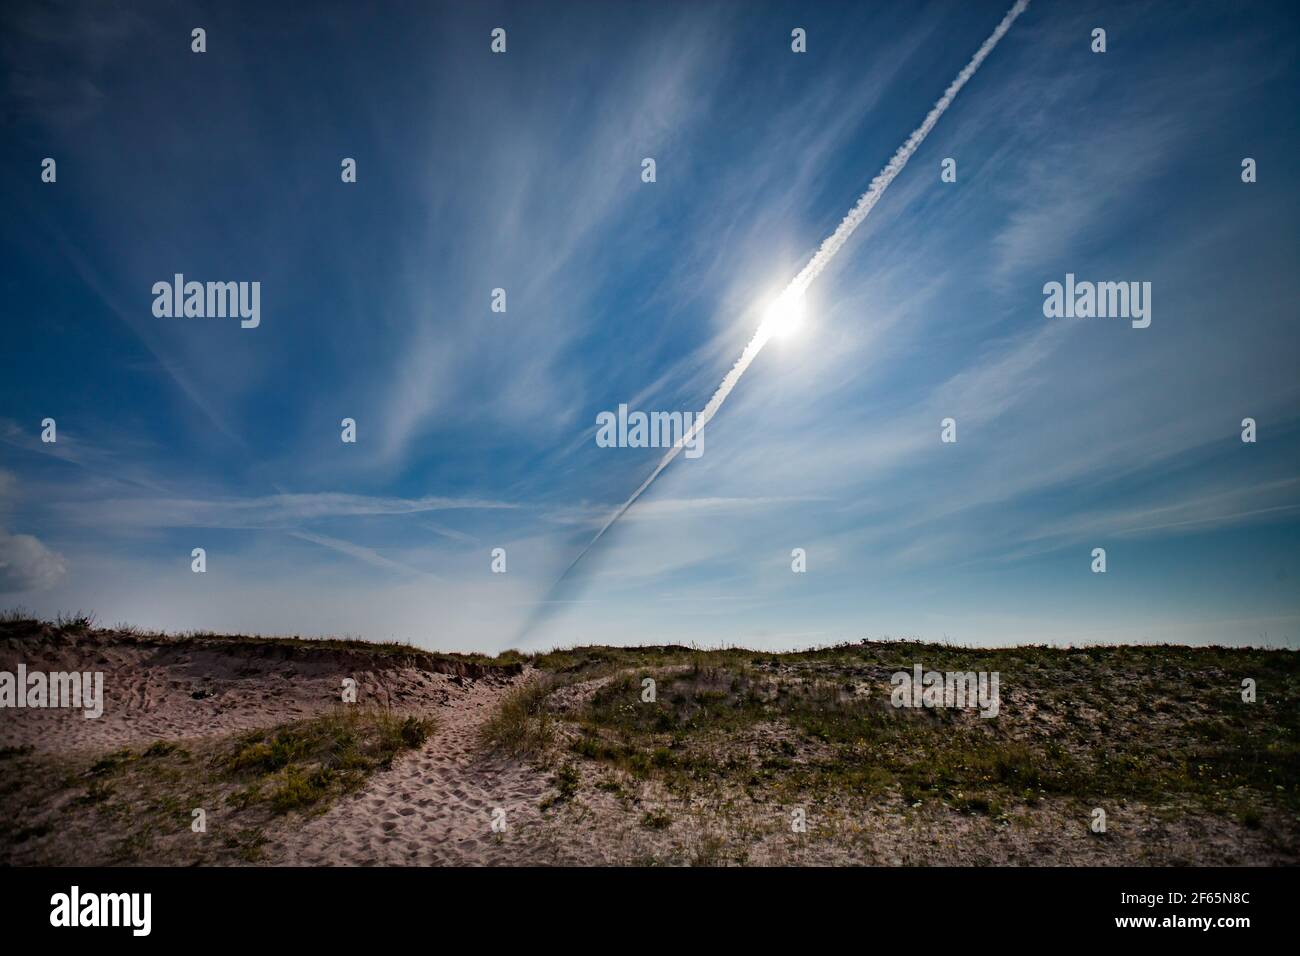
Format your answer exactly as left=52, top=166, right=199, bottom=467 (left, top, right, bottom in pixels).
left=479, top=677, right=557, bottom=757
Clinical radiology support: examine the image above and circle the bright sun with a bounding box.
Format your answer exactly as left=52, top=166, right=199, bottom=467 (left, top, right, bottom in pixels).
left=761, top=290, right=806, bottom=339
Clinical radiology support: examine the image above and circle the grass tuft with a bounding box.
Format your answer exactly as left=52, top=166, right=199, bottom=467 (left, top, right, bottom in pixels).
left=480, top=679, right=555, bottom=757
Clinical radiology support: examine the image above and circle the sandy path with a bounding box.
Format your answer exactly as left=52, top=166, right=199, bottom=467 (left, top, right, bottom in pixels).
left=263, top=670, right=561, bottom=866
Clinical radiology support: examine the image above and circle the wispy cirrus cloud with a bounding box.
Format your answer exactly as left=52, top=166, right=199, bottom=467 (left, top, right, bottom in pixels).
left=56, top=492, right=516, bottom=530
left=3, top=1, right=1296, bottom=649
left=289, top=530, right=441, bottom=580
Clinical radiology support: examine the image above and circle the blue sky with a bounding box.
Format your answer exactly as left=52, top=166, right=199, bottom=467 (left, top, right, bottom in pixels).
left=2, top=0, right=1297, bottom=651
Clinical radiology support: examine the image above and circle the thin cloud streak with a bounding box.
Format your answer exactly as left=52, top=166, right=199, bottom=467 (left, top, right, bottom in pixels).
left=57, top=492, right=517, bottom=530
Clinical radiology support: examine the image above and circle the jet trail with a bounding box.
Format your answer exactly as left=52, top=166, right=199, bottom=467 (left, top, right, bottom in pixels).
left=787, top=0, right=1031, bottom=297
left=528, top=0, right=1031, bottom=627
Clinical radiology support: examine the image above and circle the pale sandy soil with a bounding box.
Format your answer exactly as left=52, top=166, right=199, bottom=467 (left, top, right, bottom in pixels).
left=0, top=626, right=498, bottom=752
left=3, top=624, right=1295, bottom=866
left=262, top=670, right=565, bottom=865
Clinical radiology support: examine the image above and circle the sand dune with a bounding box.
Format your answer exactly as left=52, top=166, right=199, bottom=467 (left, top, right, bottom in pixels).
left=2, top=618, right=1295, bottom=866
left=0, top=620, right=513, bottom=752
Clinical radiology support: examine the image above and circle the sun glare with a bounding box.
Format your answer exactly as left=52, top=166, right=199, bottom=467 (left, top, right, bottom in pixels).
left=761, top=290, right=806, bottom=339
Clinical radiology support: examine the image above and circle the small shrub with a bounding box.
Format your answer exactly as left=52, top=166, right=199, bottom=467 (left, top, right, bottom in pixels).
left=640, top=809, right=672, bottom=830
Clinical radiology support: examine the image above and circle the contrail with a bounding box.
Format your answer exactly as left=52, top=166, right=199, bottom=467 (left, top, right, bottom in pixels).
left=525, top=0, right=1030, bottom=634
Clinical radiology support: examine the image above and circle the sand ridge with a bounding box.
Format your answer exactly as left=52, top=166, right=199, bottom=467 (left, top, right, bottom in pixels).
left=3, top=622, right=1296, bottom=867
left=0, top=622, right=515, bottom=752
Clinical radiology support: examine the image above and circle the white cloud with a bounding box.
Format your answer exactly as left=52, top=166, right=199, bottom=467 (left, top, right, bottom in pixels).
left=0, top=528, right=67, bottom=593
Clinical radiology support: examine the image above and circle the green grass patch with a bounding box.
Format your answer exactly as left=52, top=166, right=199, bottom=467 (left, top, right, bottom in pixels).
left=563, top=648, right=1299, bottom=817
left=480, top=679, right=555, bottom=757
left=222, top=709, right=435, bottom=812
left=0, top=707, right=434, bottom=865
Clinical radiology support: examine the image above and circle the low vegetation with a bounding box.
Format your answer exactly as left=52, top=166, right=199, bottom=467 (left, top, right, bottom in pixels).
left=510, top=642, right=1299, bottom=850
left=479, top=678, right=556, bottom=757
left=0, top=611, right=524, bottom=675
left=6, top=612, right=1296, bottom=865
left=0, top=708, right=433, bottom=865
